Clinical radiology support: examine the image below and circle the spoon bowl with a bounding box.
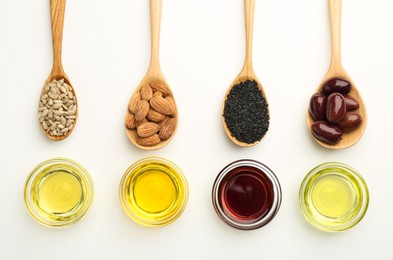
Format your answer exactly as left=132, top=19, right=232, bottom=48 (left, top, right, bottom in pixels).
left=125, top=0, right=178, bottom=150
left=307, top=0, right=367, bottom=149
left=38, top=0, right=77, bottom=141
left=307, top=70, right=367, bottom=149
left=222, top=72, right=268, bottom=147
left=125, top=73, right=178, bottom=150
left=222, top=0, right=269, bottom=147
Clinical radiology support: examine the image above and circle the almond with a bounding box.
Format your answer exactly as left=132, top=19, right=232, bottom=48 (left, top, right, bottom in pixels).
left=153, top=91, right=162, bottom=97
left=136, top=118, right=148, bottom=128
left=128, top=91, right=141, bottom=113
left=125, top=113, right=136, bottom=129
left=135, top=100, right=149, bottom=121
left=150, top=82, right=170, bottom=96
left=159, top=117, right=176, bottom=140
left=137, top=122, right=159, bottom=137
left=165, top=96, right=177, bottom=116
left=150, top=95, right=175, bottom=116
left=140, top=85, right=153, bottom=100
left=147, top=109, right=166, bottom=123
left=137, top=134, right=161, bottom=146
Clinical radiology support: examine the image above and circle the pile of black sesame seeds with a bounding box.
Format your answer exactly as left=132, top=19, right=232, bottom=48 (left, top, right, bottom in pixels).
left=223, top=80, right=269, bottom=144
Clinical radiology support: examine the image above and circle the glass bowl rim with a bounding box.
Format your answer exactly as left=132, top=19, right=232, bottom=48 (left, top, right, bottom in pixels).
left=24, top=157, right=94, bottom=228
left=119, top=156, right=189, bottom=227
left=299, top=161, right=369, bottom=232
left=212, top=159, right=282, bottom=230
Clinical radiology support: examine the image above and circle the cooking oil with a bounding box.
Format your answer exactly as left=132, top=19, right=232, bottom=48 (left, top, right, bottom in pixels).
left=310, top=174, right=356, bottom=218
left=36, top=170, right=82, bottom=214
left=120, top=157, right=188, bottom=227
left=24, top=158, right=94, bottom=227
left=212, top=159, right=282, bottom=230
left=299, top=162, right=369, bottom=232
left=133, top=169, right=176, bottom=213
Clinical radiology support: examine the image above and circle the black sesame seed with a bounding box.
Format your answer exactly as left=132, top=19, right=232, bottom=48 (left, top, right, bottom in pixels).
left=223, top=80, right=269, bottom=144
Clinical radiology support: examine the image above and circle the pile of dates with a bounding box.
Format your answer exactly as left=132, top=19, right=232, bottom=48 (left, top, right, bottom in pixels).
left=309, top=77, right=362, bottom=145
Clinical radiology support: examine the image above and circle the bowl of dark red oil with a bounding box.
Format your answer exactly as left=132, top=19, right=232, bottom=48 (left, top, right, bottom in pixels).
left=212, top=160, right=282, bottom=230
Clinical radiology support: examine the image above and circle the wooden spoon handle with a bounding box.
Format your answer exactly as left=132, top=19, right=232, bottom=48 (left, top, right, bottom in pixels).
left=150, top=0, right=162, bottom=69
left=243, top=0, right=255, bottom=71
left=328, top=0, right=342, bottom=68
left=50, top=0, right=66, bottom=74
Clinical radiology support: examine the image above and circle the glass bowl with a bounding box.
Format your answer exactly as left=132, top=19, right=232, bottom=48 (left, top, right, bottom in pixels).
left=119, top=157, right=189, bottom=227
left=212, top=159, right=282, bottom=230
left=299, top=162, right=369, bottom=232
left=24, top=158, right=94, bottom=227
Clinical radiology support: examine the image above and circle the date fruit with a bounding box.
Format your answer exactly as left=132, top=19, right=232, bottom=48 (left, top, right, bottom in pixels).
left=344, top=95, right=359, bottom=111
left=311, top=121, right=342, bottom=145
left=337, top=112, right=362, bottom=133
left=326, top=93, right=346, bottom=123
left=321, top=78, right=351, bottom=95
left=309, top=77, right=362, bottom=145
left=309, top=93, right=327, bottom=121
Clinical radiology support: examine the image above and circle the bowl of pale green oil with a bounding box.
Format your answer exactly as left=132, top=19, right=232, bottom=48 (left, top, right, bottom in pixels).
left=299, top=162, right=369, bottom=232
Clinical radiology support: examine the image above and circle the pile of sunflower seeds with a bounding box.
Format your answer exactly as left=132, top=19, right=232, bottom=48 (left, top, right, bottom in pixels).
left=38, top=78, right=77, bottom=136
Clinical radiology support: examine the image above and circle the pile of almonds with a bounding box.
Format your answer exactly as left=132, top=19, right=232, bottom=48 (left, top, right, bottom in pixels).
left=126, top=81, right=177, bottom=146
left=309, top=77, right=362, bottom=145
left=38, top=79, right=77, bottom=137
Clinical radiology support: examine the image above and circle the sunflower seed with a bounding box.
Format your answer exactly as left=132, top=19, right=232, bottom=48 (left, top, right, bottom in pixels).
left=38, top=78, right=77, bottom=137
left=50, top=123, right=57, bottom=131
left=48, top=92, right=57, bottom=99
left=41, top=109, right=48, bottom=118
left=54, top=110, right=64, bottom=116
left=53, top=103, right=62, bottom=109
left=41, top=94, right=48, bottom=101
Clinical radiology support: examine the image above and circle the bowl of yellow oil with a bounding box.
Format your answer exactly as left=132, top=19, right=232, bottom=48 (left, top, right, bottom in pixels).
left=119, top=157, right=188, bottom=227
left=299, top=162, right=369, bottom=232
left=24, top=158, right=94, bottom=228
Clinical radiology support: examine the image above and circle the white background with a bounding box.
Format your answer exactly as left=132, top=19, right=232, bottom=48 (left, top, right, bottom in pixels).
left=1, top=0, right=392, bottom=259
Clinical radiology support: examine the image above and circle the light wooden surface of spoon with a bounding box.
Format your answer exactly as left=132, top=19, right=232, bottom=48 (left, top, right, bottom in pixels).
left=307, top=0, right=367, bottom=149
left=39, top=0, right=77, bottom=141
left=222, top=0, right=269, bottom=147
left=125, top=0, right=178, bottom=150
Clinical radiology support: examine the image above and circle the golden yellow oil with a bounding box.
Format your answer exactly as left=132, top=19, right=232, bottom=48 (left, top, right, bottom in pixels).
left=300, top=164, right=368, bottom=231
left=133, top=170, right=176, bottom=213
left=120, top=157, right=188, bottom=227
left=24, top=159, right=94, bottom=227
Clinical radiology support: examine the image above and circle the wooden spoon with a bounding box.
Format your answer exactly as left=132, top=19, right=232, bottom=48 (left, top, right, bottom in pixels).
left=222, top=0, right=269, bottom=147
left=125, top=0, right=178, bottom=150
left=307, top=0, right=367, bottom=149
left=38, top=0, right=77, bottom=141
